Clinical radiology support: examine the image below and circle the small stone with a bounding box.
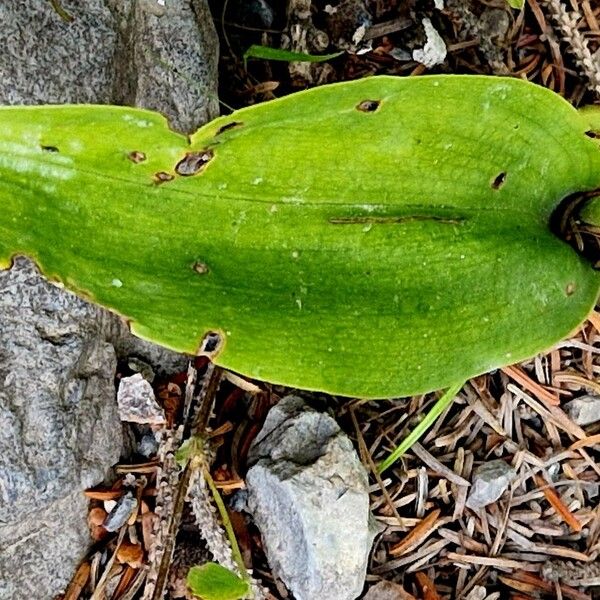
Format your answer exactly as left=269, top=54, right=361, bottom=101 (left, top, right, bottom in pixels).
left=363, top=580, right=412, bottom=599
left=564, top=395, right=600, bottom=426
left=466, top=460, right=516, bottom=510
left=246, top=396, right=375, bottom=600
left=138, top=433, right=160, bottom=458
left=117, top=374, right=165, bottom=425
left=412, top=18, right=447, bottom=68
left=103, top=492, right=138, bottom=532
left=389, top=47, right=412, bottom=62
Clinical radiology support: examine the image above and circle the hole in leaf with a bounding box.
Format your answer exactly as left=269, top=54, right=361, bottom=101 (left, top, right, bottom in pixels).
left=585, top=130, right=599, bottom=139
left=192, top=261, right=209, bottom=275
left=491, top=172, right=506, bottom=190
left=128, top=150, right=146, bottom=163
left=550, top=189, right=600, bottom=268
left=216, top=121, right=243, bottom=135
left=153, top=171, right=174, bottom=184
left=356, top=100, right=380, bottom=112
left=199, top=331, right=223, bottom=356
left=175, top=149, right=214, bottom=176
left=41, top=145, right=59, bottom=153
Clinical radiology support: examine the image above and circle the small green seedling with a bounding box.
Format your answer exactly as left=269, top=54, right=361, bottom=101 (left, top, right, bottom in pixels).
left=187, top=563, right=250, bottom=600
left=1, top=76, right=600, bottom=399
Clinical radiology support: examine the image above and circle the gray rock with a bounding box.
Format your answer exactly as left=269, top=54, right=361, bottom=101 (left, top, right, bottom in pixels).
left=0, top=0, right=219, bottom=134
left=564, top=395, right=600, bottom=426
left=0, top=491, right=92, bottom=600
left=110, top=0, right=219, bottom=133
left=117, top=373, right=165, bottom=424
left=246, top=396, right=374, bottom=600
left=466, top=459, right=516, bottom=510
left=0, top=1, right=218, bottom=597
left=0, top=0, right=116, bottom=106
left=0, top=258, right=124, bottom=599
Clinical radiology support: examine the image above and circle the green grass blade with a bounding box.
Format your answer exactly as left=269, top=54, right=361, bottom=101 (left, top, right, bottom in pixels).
left=243, top=45, right=343, bottom=64
left=378, top=381, right=465, bottom=474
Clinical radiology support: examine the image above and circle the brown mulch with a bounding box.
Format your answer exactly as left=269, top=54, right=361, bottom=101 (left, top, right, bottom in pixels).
left=64, top=313, right=600, bottom=600
left=61, top=1, right=600, bottom=598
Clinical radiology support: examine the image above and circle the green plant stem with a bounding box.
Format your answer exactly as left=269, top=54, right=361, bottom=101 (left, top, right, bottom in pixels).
left=202, top=464, right=251, bottom=590
left=378, top=381, right=465, bottom=474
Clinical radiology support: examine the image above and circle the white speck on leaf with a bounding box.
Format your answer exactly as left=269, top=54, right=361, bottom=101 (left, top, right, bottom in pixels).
left=122, top=114, right=153, bottom=128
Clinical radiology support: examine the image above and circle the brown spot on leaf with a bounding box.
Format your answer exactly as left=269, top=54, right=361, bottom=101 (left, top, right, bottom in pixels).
left=216, top=121, right=243, bottom=135
left=175, top=149, right=214, bottom=176
left=491, top=172, right=506, bottom=190
left=153, top=171, right=174, bottom=185
left=356, top=99, right=380, bottom=112
left=128, top=150, right=146, bottom=163
left=566, top=283, right=575, bottom=296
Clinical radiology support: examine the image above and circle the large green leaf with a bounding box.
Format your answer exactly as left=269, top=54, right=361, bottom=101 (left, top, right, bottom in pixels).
left=1, top=76, right=599, bottom=399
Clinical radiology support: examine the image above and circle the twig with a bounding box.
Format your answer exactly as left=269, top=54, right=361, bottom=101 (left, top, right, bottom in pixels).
left=533, top=473, right=582, bottom=533
left=543, top=0, right=600, bottom=94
